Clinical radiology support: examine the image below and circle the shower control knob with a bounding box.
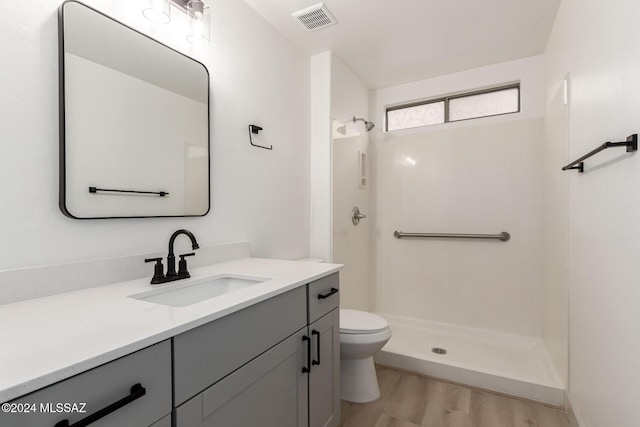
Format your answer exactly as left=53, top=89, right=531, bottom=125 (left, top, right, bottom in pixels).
left=352, top=207, right=367, bottom=226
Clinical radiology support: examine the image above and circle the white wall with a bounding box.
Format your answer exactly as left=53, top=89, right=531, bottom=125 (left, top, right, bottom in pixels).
left=310, top=51, right=332, bottom=262
left=370, top=57, right=547, bottom=336
left=545, top=0, right=640, bottom=425
left=330, top=57, right=370, bottom=129
left=542, top=73, right=569, bottom=386
left=0, top=0, right=310, bottom=273
left=309, top=52, right=372, bottom=310
left=330, top=55, right=371, bottom=311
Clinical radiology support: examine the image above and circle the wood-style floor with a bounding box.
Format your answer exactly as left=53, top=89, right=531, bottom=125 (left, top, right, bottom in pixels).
left=339, top=366, right=569, bottom=427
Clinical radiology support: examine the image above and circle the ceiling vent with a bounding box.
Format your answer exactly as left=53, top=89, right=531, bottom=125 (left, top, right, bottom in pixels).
left=292, top=3, right=337, bottom=32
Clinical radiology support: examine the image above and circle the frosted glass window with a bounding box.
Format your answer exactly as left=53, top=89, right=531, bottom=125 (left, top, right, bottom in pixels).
left=449, top=87, right=519, bottom=121
left=385, top=84, right=520, bottom=131
left=387, top=101, right=445, bottom=131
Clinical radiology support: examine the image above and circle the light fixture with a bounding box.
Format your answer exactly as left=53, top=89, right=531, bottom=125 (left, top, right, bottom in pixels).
left=142, top=0, right=171, bottom=24
left=143, top=0, right=210, bottom=46
left=187, top=0, right=210, bottom=46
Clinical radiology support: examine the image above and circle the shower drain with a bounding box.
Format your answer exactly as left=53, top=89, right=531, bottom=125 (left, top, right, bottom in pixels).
left=431, top=347, right=447, bottom=355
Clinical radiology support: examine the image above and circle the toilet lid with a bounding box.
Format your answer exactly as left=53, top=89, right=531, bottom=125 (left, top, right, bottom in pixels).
left=340, top=309, right=389, bottom=334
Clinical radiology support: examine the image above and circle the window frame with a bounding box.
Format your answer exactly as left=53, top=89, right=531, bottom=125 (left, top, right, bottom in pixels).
left=385, top=83, right=521, bottom=132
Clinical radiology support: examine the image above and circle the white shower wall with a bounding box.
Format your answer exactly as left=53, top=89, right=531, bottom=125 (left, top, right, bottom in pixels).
left=372, top=118, right=545, bottom=335
left=330, top=56, right=371, bottom=312
left=370, top=56, right=547, bottom=337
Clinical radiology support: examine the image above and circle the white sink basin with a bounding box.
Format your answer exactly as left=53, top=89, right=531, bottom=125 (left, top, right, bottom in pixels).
left=129, top=274, right=270, bottom=307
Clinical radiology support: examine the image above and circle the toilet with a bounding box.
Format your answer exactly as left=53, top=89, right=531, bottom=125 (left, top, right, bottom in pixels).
left=340, top=309, right=392, bottom=403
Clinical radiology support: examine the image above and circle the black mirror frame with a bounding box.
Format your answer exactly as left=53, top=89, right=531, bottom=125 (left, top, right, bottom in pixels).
left=58, top=0, right=211, bottom=219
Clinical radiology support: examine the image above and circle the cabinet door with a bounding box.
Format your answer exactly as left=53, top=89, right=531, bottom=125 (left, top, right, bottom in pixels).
left=173, top=286, right=306, bottom=405
left=309, top=309, right=340, bottom=427
left=150, top=414, right=172, bottom=427
left=175, top=329, right=309, bottom=427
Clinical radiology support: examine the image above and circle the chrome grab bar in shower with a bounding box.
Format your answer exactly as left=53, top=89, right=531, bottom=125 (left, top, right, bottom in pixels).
left=393, top=230, right=511, bottom=242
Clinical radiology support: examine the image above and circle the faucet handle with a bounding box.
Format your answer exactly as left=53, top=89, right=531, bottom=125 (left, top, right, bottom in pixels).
left=145, top=257, right=165, bottom=284
left=178, top=253, right=195, bottom=276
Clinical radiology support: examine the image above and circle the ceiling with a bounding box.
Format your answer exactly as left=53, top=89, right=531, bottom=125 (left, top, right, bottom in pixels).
left=243, top=0, right=561, bottom=89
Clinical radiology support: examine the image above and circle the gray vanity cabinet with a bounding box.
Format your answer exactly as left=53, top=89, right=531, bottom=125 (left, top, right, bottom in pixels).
left=172, top=286, right=307, bottom=406
left=173, top=273, right=340, bottom=427
left=175, top=328, right=309, bottom=426
left=174, top=310, right=340, bottom=427
left=0, top=340, right=172, bottom=427
left=308, top=309, right=340, bottom=427
left=307, top=274, right=340, bottom=427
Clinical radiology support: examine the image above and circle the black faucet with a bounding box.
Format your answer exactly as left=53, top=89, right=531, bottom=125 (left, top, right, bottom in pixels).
left=167, top=229, right=199, bottom=277
left=145, top=229, right=199, bottom=284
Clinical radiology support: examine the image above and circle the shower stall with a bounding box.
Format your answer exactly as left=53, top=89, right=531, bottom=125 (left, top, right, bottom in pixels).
left=313, top=52, right=566, bottom=408
left=332, top=115, right=565, bottom=407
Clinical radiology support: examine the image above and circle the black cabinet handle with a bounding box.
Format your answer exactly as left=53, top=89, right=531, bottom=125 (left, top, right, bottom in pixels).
left=317, top=288, right=339, bottom=300
left=54, top=383, right=146, bottom=427
left=302, top=336, right=311, bottom=373
left=312, top=330, right=320, bottom=366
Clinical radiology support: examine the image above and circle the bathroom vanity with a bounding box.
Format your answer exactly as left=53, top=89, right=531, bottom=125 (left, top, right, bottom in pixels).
left=174, top=273, right=339, bottom=427
left=0, top=258, right=341, bottom=427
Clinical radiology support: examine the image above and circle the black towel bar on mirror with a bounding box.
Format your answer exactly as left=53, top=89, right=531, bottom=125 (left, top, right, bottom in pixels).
left=562, top=134, right=637, bottom=173
left=88, top=187, right=169, bottom=197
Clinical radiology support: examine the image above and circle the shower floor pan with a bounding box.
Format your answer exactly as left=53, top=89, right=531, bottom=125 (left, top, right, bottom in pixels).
left=374, top=314, right=564, bottom=406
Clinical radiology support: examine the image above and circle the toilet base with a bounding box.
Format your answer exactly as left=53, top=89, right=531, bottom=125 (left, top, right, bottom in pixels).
left=340, top=356, right=380, bottom=403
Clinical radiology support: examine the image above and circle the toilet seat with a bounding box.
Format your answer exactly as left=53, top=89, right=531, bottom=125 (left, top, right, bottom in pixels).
left=340, top=309, right=389, bottom=334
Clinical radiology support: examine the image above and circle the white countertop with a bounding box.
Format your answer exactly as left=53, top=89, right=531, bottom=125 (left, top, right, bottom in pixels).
left=0, top=257, right=341, bottom=402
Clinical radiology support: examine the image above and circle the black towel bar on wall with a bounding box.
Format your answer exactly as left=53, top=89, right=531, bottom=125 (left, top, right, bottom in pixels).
left=248, top=124, right=272, bottom=150
left=562, top=134, right=637, bottom=172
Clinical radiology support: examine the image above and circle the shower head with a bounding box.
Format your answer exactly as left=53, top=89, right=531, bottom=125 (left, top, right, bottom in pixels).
left=353, top=116, right=375, bottom=132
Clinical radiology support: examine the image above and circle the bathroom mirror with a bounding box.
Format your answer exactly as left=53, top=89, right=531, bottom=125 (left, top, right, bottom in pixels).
left=59, top=1, right=210, bottom=219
